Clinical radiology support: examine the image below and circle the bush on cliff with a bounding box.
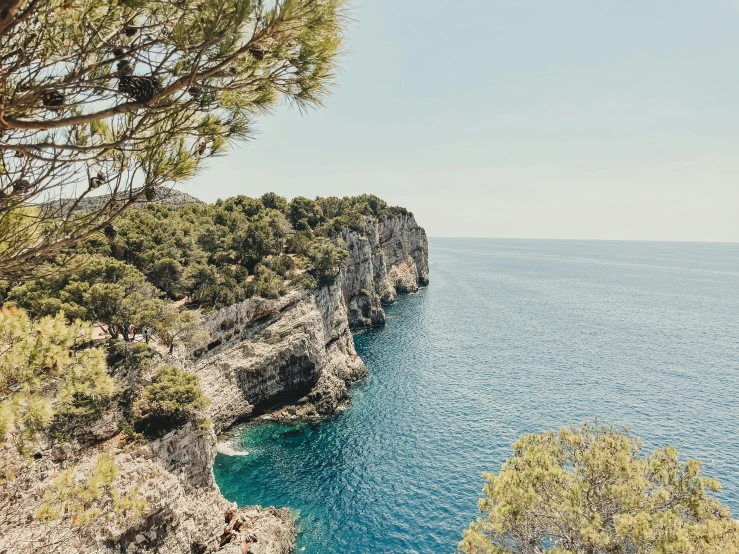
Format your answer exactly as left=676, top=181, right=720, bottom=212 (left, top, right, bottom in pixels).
left=307, top=238, right=349, bottom=286
left=6, top=256, right=165, bottom=341
left=247, top=265, right=287, bottom=299
left=0, top=307, right=118, bottom=455
left=132, top=365, right=207, bottom=436
left=4, top=193, right=406, bottom=317
left=459, top=421, right=739, bottom=554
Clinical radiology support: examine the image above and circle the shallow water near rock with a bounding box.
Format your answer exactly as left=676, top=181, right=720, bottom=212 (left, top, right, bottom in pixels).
left=214, top=238, right=739, bottom=553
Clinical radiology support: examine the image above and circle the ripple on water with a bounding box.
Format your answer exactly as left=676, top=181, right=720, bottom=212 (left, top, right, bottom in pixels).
left=214, top=239, right=739, bottom=554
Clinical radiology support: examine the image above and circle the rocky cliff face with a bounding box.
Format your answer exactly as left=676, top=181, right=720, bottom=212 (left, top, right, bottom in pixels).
left=120, top=212, right=427, bottom=554
left=187, top=283, right=367, bottom=431
left=188, top=212, right=428, bottom=427
left=342, top=213, right=429, bottom=329
left=111, top=424, right=296, bottom=554
left=4, top=214, right=428, bottom=554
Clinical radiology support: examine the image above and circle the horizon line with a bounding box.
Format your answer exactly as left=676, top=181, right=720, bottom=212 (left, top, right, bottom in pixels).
left=427, top=236, right=739, bottom=245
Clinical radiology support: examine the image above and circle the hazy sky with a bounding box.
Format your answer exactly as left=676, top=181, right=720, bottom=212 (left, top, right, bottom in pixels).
left=187, top=0, right=739, bottom=241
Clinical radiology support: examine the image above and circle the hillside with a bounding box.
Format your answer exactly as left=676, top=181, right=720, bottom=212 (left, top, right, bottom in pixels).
left=0, top=192, right=428, bottom=554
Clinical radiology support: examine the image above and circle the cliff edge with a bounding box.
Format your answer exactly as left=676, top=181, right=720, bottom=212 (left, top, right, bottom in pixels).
left=123, top=212, right=428, bottom=553
left=1, top=210, right=428, bottom=554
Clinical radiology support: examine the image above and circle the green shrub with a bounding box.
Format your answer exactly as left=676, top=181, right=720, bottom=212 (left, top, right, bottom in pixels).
left=307, top=238, right=349, bottom=285
left=260, top=192, right=288, bottom=213
left=288, top=197, right=324, bottom=230
left=247, top=265, right=286, bottom=299
left=0, top=308, right=117, bottom=454
left=297, top=273, right=319, bottom=290
left=285, top=230, right=313, bottom=255
left=107, top=340, right=158, bottom=374
left=133, top=365, right=207, bottom=436
left=265, top=254, right=296, bottom=277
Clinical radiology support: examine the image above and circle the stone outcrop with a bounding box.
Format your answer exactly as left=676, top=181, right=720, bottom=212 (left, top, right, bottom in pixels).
left=107, top=424, right=295, bottom=554
left=0, top=424, right=295, bottom=554
left=185, top=283, right=367, bottom=432
left=2, top=212, right=427, bottom=554
left=185, top=211, right=428, bottom=428
left=342, top=212, right=429, bottom=328
left=126, top=211, right=426, bottom=553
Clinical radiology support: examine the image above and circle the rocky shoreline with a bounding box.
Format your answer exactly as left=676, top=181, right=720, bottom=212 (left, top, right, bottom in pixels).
left=118, top=212, right=428, bottom=553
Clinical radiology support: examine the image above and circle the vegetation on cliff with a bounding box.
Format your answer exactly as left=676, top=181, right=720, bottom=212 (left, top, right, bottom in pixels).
left=460, top=421, right=739, bottom=554
left=0, top=0, right=348, bottom=280
left=4, top=193, right=404, bottom=344
left=0, top=307, right=117, bottom=456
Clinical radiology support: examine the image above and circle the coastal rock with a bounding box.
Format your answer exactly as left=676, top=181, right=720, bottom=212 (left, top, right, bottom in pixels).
left=109, top=425, right=295, bottom=554
left=342, top=212, right=429, bottom=328
left=184, top=282, right=367, bottom=432
left=1, top=213, right=427, bottom=554
left=181, top=211, right=429, bottom=429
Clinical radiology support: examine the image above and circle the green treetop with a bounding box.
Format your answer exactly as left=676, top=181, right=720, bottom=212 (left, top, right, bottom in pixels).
left=460, top=421, right=739, bottom=554
left=0, top=0, right=347, bottom=280
left=0, top=307, right=117, bottom=456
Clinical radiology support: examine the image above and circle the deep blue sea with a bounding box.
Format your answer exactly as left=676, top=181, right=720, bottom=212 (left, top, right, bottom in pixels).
left=214, top=238, right=739, bottom=553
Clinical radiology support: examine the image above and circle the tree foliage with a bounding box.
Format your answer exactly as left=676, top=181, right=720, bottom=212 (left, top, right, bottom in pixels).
left=306, top=237, right=348, bottom=285
left=460, top=422, right=739, bottom=554
left=0, top=0, right=347, bottom=279
left=4, top=193, right=402, bottom=335
left=0, top=307, right=116, bottom=455
left=6, top=255, right=164, bottom=340
left=35, top=454, right=146, bottom=529
left=156, top=305, right=209, bottom=354
left=132, top=365, right=207, bottom=434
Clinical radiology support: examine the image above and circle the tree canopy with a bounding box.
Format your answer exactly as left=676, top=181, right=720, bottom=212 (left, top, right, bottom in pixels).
left=460, top=422, right=739, bottom=554
left=0, top=0, right=347, bottom=279
left=0, top=307, right=117, bottom=456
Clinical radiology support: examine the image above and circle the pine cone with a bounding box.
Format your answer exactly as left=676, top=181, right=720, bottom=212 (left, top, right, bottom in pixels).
left=12, top=179, right=31, bottom=193
left=103, top=224, right=118, bottom=239
left=249, top=47, right=265, bottom=61
left=145, top=186, right=157, bottom=201
left=119, top=75, right=159, bottom=102
left=89, top=171, right=105, bottom=189
left=41, top=90, right=65, bottom=107
left=116, top=59, right=133, bottom=76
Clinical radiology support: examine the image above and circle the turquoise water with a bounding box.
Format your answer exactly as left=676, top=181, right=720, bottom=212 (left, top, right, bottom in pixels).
left=214, top=238, right=739, bottom=553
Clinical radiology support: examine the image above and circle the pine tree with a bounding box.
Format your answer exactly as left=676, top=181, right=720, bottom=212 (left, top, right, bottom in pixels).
left=0, top=0, right=347, bottom=280
left=460, top=421, right=739, bottom=554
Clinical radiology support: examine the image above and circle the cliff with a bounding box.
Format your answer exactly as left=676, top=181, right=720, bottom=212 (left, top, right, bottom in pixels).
left=342, top=212, right=429, bottom=329
left=188, top=212, right=428, bottom=427
left=2, top=212, right=427, bottom=554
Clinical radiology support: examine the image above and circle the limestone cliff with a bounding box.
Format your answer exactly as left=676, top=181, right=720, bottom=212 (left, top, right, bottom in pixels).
left=187, top=211, right=428, bottom=427
left=122, top=211, right=427, bottom=553
left=2, top=213, right=428, bottom=554
left=342, top=212, right=429, bottom=329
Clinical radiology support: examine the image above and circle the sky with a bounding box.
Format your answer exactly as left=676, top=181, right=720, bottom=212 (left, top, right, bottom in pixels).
left=186, top=0, right=739, bottom=242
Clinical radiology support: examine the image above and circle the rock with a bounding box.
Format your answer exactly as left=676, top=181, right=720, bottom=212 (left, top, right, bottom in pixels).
left=341, top=213, right=429, bottom=328
left=1, top=211, right=427, bottom=554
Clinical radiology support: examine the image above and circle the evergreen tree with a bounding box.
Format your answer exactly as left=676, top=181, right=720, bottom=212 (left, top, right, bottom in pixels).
left=460, top=421, right=739, bottom=554
left=0, top=307, right=117, bottom=455
left=0, top=0, right=347, bottom=279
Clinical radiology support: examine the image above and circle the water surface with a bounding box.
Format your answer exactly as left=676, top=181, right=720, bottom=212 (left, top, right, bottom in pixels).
left=214, top=238, right=739, bottom=553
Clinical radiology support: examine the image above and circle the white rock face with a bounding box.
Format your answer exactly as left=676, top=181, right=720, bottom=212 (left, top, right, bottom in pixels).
left=0, top=424, right=295, bottom=554
left=1, top=214, right=427, bottom=554
left=186, top=283, right=367, bottom=431
left=342, top=213, right=429, bottom=328
left=184, top=212, right=429, bottom=428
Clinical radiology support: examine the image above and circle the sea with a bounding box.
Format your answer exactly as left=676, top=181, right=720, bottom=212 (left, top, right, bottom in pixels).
left=214, top=238, right=739, bottom=553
